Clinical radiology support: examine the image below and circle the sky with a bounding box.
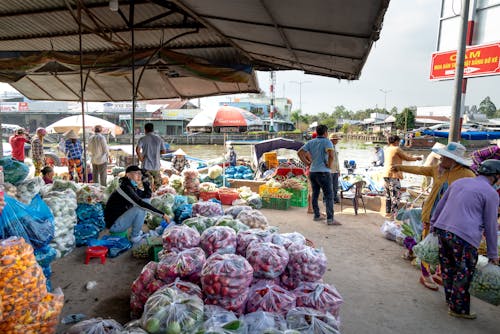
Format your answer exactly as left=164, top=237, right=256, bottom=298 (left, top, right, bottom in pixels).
left=198, top=0, right=500, bottom=115
left=1, top=0, right=499, bottom=115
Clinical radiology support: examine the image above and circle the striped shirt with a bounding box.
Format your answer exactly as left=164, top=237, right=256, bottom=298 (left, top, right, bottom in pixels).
left=470, top=145, right=500, bottom=172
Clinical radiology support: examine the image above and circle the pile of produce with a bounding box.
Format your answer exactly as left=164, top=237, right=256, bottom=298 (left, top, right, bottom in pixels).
left=272, top=232, right=306, bottom=250
left=470, top=259, right=500, bottom=306
left=286, top=307, right=341, bottom=334
left=280, top=178, right=306, bottom=190
left=76, top=202, right=106, bottom=231
left=261, top=188, right=292, bottom=200
left=199, top=182, right=218, bottom=193
left=162, top=225, right=200, bottom=252
left=224, top=205, right=253, bottom=219
left=169, top=174, right=184, bottom=194
left=157, top=247, right=206, bottom=283
left=183, top=169, right=200, bottom=196
left=200, top=226, right=237, bottom=256
left=201, top=253, right=254, bottom=314
left=281, top=244, right=327, bottom=290
left=242, top=311, right=288, bottom=333
left=199, top=305, right=245, bottom=333
left=65, top=318, right=124, bottom=334
left=246, top=242, right=289, bottom=278
left=225, top=165, right=254, bottom=180
left=76, top=183, right=105, bottom=204
left=0, top=157, right=29, bottom=185
left=183, top=216, right=217, bottom=234
left=0, top=237, right=64, bottom=333
left=192, top=201, right=224, bottom=217
left=154, top=184, right=177, bottom=196
left=141, top=286, right=204, bottom=334
left=246, top=281, right=296, bottom=315
left=43, top=189, right=78, bottom=258
left=16, top=176, right=45, bottom=204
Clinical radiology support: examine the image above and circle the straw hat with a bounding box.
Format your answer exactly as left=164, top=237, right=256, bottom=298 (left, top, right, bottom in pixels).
left=173, top=148, right=186, bottom=156
left=64, top=129, right=79, bottom=140
left=431, top=142, right=471, bottom=166
left=329, top=133, right=341, bottom=140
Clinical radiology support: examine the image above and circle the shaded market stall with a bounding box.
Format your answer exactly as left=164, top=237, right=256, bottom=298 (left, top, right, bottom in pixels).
left=46, top=114, right=124, bottom=137
left=212, top=106, right=263, bottom=133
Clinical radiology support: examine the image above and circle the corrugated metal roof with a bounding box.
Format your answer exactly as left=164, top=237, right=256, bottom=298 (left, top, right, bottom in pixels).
left=0, top=0, right=390, bottom=101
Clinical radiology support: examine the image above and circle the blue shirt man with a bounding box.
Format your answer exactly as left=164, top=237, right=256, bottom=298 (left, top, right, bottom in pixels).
left=298, top=124, right=340, bottom=225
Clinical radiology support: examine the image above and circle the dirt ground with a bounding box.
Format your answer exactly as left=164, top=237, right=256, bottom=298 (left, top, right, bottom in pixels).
left=52, top=203, right=500, bottom=334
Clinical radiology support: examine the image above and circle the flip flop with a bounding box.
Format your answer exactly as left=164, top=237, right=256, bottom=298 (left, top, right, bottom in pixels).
left=419, top=276, right=439, bottom=291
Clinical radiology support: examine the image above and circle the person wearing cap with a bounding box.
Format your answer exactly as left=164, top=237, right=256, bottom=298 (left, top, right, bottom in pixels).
left=372, top=145, right=384, bottom=167
left=171, top=148, right=190, bottom=174
left=383, top=135, right=422, bottom=219
left=430, top=159, right=500, bottom=319
left=9, top=128, right=31, bottom=162
left=136, top=123, right=166, bottom=190
left=392, top=142, right=475, bottom=291
left=104, top=165, right=170, bottom=244
left=31, top=127, right=47, bottom=176
left=328, top=133, right=341, bottom=204
left=64, top=129, right=83, bottom=182
left=88, top=125, right=110, bottom=186
left=298, top=124, right=339, bottom=225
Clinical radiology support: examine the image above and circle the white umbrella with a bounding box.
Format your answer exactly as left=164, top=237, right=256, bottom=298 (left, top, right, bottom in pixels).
left=46, top=114, right=123, bottom=136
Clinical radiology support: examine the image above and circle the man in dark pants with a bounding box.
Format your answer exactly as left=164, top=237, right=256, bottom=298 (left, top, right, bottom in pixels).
left=298, top=124, right=341, bottom=225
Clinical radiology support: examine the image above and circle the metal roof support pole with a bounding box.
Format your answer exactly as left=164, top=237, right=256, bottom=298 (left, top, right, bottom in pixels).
left=78, top=3, right=88, bottom=182
left=130, top=0, right=137, bottom=163
left=449, top=0, right=470, bottom=143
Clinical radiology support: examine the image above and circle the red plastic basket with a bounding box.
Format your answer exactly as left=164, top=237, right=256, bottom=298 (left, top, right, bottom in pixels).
left=219, top=192, right=240, bottom=205
left=199, top=191, right=219, bottom=201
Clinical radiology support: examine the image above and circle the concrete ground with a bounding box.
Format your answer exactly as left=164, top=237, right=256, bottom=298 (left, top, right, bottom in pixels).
left=52, top=204, right=500, bottom=333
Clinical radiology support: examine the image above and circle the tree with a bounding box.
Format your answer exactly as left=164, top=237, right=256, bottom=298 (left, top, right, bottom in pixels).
left=478, top=96, right=497, bottom=118
left=395, top=108, right=415, bottom=130
left=290, top=110, right=302, bottom=129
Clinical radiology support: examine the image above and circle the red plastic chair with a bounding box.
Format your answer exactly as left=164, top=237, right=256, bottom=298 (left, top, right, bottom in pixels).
left=85, top=246, right=108, bottom=264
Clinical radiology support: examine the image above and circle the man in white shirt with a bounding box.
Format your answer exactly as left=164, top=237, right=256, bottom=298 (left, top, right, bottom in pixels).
left=88, top=125, right=110, bottom=186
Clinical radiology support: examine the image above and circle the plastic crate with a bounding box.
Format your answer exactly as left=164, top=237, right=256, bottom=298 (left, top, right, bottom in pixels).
left=285, top=188, right=308, bottom=207
left=262, top=197, right=291, bottom=210
left=199, top=191, right=219, bottom=201
left=258, top=185, right=280, bottom=196
left=219, top=192, right=240, bottom=205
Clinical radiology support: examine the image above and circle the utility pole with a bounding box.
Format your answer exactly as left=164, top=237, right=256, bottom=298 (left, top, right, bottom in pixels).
left=379, top=89, right=391, bottom=111
left=290, top=80, right=311, bottom=112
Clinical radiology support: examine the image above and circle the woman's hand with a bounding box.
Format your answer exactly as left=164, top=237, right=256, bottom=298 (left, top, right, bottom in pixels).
left=163, top=214, right=171, bottom=223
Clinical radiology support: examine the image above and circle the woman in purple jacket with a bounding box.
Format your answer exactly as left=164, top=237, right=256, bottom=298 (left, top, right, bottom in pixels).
left=431, top=159, right=500, bottom=319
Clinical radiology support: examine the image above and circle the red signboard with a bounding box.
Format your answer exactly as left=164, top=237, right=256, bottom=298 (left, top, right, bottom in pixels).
left=430, top=42, right=500, bottom=80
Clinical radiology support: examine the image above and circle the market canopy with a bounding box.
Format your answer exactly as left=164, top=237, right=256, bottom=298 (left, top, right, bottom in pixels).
left=212, top=106, right=263, bottom=129
left=253, top=137, right=305, bottom=166
left=0, top=0, right=390, bottom=101
left=46, top=114, right=124, bottom=136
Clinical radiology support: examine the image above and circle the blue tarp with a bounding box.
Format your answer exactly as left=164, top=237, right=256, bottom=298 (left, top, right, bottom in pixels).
left=422, top=130, right=500, bottom=140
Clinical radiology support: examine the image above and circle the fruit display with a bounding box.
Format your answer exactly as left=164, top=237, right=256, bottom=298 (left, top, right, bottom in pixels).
left=246, top=242, right=289, bottom=279
left=162, top=225, right=200, bottom=252
left=246, top=281, right=296, bottom=315
left=140, top=286, right=204, bottom=334
left=281, top=244, right=327, bottom=290
left=200, top=226, right=237, bottom=256
left=293, top=282, right=344, bottom=317
left=192, top=201, right=224, bottom=217
left=156, top=247, right=206, bottom=283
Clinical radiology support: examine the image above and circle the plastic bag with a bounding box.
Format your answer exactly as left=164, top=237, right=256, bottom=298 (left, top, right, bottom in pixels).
left=413, top=233, right=439, bottom=266
left=192, top=201, right=224, bottom=217
left=0, top=157, right=29, bottom=185
left=34, top=244, right=57, bottom=267
left=16, top=176, right=45, bottom=204
left=286, top=307, right=341, bottom=334
left=201, top=253, right=254, bottom=298
left=183, top=216, right=217, bottom=234
left=242, top=311, right=288, bottom=334
left=74, top=223, right=100, bottom=247
left=77, top=183, right=105, bottom=204
left=88, top=235, right=132, bottom=258
left=224, top=205, right=252, bottom=219
left=200, top=226, right=237, bottom=256
left=272, top=232, right=306, bottom=249
left=65, top=318, right=123, bottom=334
left=236, top=229, right=273, bottom=257
left=174, top=203, right=193, bottom=224
left=245, top=194, right=262, bottom=209
left=118, top=320, right=149, bottom=333
left=215, top=216, right=249, bottom=234
left=246, top=242, right=289, bottom=278
left=199, top=305, right=246, bottom=333
left=140, top=286, right=204, bottom=334
left=76, top=202, right=106, bottom=231
left=294, top=282, right=344, bottom=318
left=237, top=210, right=268, bottom=229
left=470, top=262, right=500, bottom=306
left=246, top=281, right=296, bottom=315
left=156, top=247, right=206, bottom=283
left=282, top=244, right=327, bottom=289
left=162, top=225, right=200, bottom=252
left=380, top=220, right=404, bottom=242
left=0, top=194, right=55, bottom=249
